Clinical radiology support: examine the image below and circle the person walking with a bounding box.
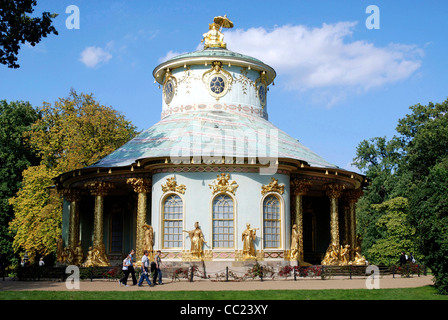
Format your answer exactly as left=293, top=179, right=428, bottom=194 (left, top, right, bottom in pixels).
left=153, top=250, right=163, bottom=285
left=399, top=252, right=407, bottom=266
left=119, top=255, right=131, bottom=287
left=127, top=249, right=137, bottom=285
left=138, top=250, right=153, bottom=287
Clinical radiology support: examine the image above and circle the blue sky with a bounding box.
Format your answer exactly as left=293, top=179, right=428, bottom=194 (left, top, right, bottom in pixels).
left=1, top=1, right=447, bottom=172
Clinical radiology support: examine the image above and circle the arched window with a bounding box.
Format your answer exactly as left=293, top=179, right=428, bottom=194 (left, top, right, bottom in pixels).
left=263, top=194, right=281, bottom=248
left=162, top=194, right=183, bottom=249
left=212, top=194, right=234, bottom=248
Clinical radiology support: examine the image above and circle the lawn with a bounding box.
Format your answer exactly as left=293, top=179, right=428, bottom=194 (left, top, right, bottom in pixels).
left=1, top=285, right=447, bottom=300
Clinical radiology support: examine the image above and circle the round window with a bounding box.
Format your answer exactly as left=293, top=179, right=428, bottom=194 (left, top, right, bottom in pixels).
left=208, top=75, right=228, bottom=98
left=163, top=79, right=175, bottom=104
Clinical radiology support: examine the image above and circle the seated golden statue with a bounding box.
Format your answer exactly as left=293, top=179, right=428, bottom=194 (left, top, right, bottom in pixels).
left=352, top=246, right=367, bottom=265
left=82, top=247, right=95, bottom=267
left=340, top=244, right=351, bottom=265
left=201, top=15, right=233, bottom=49
left=321, top=243, right=340, bottom=265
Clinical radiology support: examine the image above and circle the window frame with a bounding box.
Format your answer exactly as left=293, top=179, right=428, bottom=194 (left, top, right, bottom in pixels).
left=160, top=192, right=185, bottom=250
left=210, top=192, right=237, bottom=250
left=261, top=192, right=284, bottom=250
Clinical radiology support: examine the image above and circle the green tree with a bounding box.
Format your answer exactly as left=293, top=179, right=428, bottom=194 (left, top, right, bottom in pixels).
left=352, top=136, right=402, bottom=255
left=0, top=0, right=58, bottom=68
left=9, top=91, right=138, bottom=262
left=367, top=197, right=418, bottom=265
left=0, top=100, right=40, bottom=263
left=353, top=97, right=448, bottom=294
left=408, top=158, right=448, bottom=294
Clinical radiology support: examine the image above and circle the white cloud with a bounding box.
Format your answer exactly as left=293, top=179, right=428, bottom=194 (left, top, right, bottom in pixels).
left=79, top=45, right=112, bottom=68
left=221, top=22, right=423, bottom=105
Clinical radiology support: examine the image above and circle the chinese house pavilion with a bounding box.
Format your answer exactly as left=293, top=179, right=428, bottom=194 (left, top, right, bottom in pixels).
left=55, top=16, right=367, bottom=270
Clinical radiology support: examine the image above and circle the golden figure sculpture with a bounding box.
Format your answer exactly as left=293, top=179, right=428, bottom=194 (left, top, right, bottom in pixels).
left=183, top=222, right=207, bottom=259
left=321, top=242, right=340, bottom=265
left=202, top=15, right=233, bottom=49
left=261, top=178, right=285, bottom=195
left=64, top=247, right=76, bottom=265
left=290, top=224, right=312, bottom=266
left=340, top=244, right=351, bottom=265
left=352, top=245, right=367, bottom=265
left=161, top=177, right=186, bottom=194
left=91, top=242, right=110, bottom=266
left=242, top=223, right=258, bottom=259
left=290, top=224, right=300, bottom=261
left=209, top=173, right=239, bottom=194
left=83, top=242, right=110, bottom=267
left=143, top=224, right=154, bottom=256
left=74, top=241, right=84, bottom=266
left=82, top=247, right=95, bottom=267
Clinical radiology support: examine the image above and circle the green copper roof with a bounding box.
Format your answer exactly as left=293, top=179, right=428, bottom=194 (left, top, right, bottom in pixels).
left=88, top=110, right=338, bottom=169
left=167, top=47, right=264, bottom=64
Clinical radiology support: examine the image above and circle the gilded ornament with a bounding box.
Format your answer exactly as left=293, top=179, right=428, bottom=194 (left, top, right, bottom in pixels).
left=201, top=15, right=233, bottom=49
left=202, top=61, right=234, bottom=100
left=321, top=242, right=340, bottom=265
left=183, top=221, right=207, bottom=260
left=290, top=178, right=312, bottom=196
left=143, top=224, right=154, bottom=257
left=161, top=177, right=186, bottom=194
left=209, top=173, right=238, bottom=194
left=127, top=177, right=152, bottom=193
left=84, top=181, right=115, bottom=196
left=242, top=223, right=258, bottom=260
left=261, top=177, right=284, bottom=195
left=324, top=183, right=345, bottom=199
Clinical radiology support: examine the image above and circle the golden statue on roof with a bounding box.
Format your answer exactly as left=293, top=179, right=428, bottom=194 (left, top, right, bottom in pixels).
left=202, top=15, right=234, bottom=49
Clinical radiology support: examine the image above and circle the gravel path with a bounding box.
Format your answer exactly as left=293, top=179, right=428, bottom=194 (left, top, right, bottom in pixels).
left=0, top=275, right=433, bottom=291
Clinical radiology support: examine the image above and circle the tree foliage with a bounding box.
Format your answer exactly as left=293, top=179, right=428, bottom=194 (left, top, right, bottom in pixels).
left=353, top=97, right=448, bottom=294
left=367, top=197, right=418, bottom=266
left=8, top=90, right=138, bottom=262
left=0, top=100, right=40, bottom=263
left=0, top=0, right=58, bottom=68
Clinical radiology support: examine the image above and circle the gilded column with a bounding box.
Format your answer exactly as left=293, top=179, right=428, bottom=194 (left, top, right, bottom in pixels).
left=324, top=184, right=345, bottom=248
left=59, top=188, right=83, bottom=265
left=290, top=178, right=312, bottom=263
left=65, top=189, right=82, bottom=249
left=127, top=178, right=152, bottom=261
left=85, top=181, right=114, bottom=265
left=345, top=189, right=363, bottom=259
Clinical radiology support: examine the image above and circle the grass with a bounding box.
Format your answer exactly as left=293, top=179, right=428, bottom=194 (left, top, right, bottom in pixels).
left=1, top=285, right=447, bottom=300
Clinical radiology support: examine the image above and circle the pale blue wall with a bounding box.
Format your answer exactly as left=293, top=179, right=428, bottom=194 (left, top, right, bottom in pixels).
left=151, top=171, right=290, bottom=254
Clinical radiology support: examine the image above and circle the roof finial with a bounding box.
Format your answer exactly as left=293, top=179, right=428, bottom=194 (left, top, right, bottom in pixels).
left=202, top=15, right=234, bottom=49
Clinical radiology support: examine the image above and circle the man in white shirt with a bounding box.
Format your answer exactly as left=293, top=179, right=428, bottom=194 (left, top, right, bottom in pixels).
left=138, top=250, right=154, bottom=287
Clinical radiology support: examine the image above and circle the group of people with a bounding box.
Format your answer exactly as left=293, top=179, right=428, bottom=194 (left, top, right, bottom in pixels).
left=119, top=249, right=163, bottom=287
left=399, top=252, right=416, bottom=266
